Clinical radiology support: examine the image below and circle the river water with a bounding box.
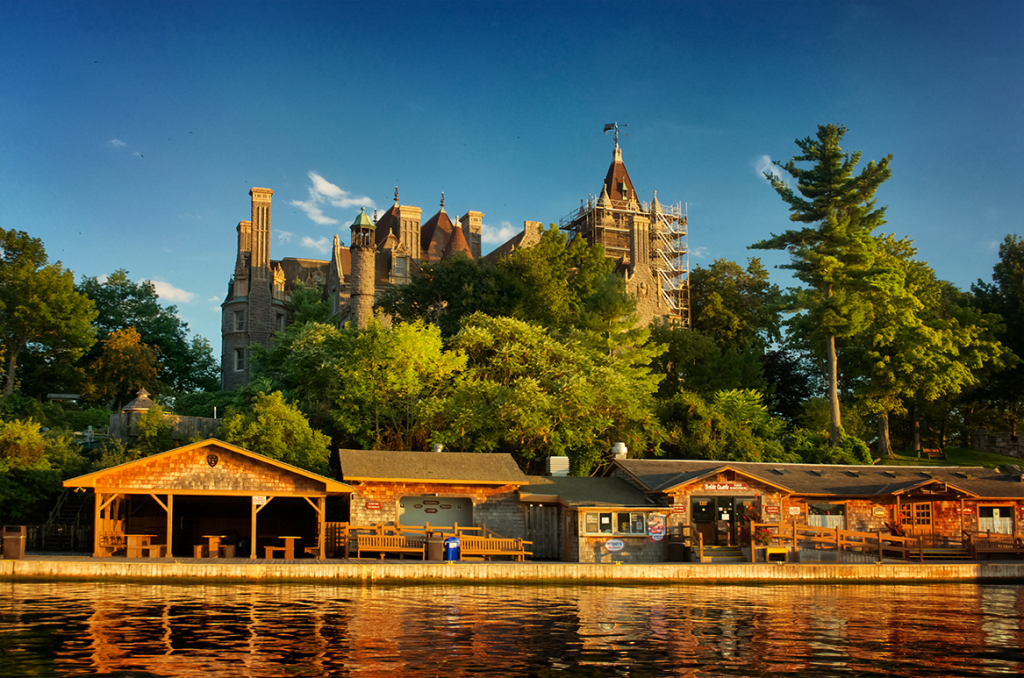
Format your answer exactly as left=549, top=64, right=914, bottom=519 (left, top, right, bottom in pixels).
left=2, top=581, right=1022, bottom=677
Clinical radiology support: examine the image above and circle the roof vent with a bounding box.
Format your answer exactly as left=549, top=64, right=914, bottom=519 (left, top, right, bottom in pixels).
left=547, top=456, right=570, bottom=477
left=611, top=442, right=628, bottom=460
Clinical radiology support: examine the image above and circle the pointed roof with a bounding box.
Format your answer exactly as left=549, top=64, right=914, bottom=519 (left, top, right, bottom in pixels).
left=602, top=141, right=638, bottom=208
left=442, top=222, right=473, bottom=260
left=339, top=449, right=529, bottom=485
left=420, top=194, right=456, bottom=262
left=64, top=438, right=352, bottom=494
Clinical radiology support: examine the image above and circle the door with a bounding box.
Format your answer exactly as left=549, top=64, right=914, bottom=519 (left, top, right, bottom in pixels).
left=901, top=502, right=934, bottom=546
left=524, top=504, right=561, bottom=559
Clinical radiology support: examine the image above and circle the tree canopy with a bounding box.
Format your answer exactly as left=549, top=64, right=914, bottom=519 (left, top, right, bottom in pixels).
left=1, top=229, right=97, bottom=396
left=77, top=270, right=219, bottom=396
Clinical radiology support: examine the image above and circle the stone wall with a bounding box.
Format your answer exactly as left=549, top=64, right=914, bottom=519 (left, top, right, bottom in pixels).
left=974, top=429, right=1024, bottom=460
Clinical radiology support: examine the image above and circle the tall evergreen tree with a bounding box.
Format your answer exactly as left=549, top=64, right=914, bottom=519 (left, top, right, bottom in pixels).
left=753, top=124, right=894, bottom=444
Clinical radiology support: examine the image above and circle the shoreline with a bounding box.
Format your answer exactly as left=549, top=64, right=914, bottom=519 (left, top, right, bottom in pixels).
left=3, top=556, right=1024, bottom=585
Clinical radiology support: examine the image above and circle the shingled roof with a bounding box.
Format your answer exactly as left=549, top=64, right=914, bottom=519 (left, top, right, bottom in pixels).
left=520, top=475, right=654, bottom=507
left=339, top=449, right=529, bottom=485
left=613, top=459, right=1024, bottom=499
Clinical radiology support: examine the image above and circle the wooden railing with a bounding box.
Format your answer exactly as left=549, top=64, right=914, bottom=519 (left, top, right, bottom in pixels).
left=326, top=522, right=531, bottom=560
left=747, top=521, right=922, bottom=562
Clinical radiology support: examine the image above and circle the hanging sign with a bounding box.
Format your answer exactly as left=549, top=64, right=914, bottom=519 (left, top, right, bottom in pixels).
left=872, top=506, right=887, bottom=517
left=252, top=496, right=267, bottom=506
left=605, top=539, right=625, bottom=552
left=788, top=506, right=802, bottom=515
left=365, top=501, right=382, bottom=510
left=647, top=514, right=666, bottom=542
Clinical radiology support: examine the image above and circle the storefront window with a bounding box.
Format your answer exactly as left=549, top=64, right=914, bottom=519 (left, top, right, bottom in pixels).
left=809, top=503, right=846, bottom=530
left=583, top=511, right=647, bottom=536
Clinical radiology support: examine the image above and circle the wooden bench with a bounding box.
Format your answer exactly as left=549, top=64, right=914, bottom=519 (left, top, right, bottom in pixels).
left=128, top=544, right=165, bottom=558
left=356, top=534, right=425, bottom=559
left=971, top=536, right=1024, bottom=559
left=459, top=536, right=532, bottom=561
left=921, top=448, right=945, bottom=460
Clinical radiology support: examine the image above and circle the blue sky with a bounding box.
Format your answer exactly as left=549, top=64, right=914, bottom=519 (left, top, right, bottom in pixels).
left=2, top=0, right=1022, bottom=359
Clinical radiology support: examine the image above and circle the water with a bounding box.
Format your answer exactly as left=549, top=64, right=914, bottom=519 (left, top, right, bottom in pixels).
left=2, top=581, right=1022, bottom=677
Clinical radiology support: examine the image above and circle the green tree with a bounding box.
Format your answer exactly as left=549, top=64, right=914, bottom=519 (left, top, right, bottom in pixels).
left=649, top=324, right=767, bottom=399
left=85, top=326, right=161, bottom=410
left=847, top=236, right=1013, bottom=456
left=256, top=319, right=466, bottom=451
left=657, top=389, right=794, bottom=463
left=753, top=124, right=894, bottom=444
left=220, top=390, right=332, bottom=475
left=968, top=234, right=1024, bottom=431
left=1, top=229, right=97, bottom=396
left=689, top=257, right=782, bottom=351
left=427, top=313, right=664, bottom=475
left=77, top=270, right=219, bottom=395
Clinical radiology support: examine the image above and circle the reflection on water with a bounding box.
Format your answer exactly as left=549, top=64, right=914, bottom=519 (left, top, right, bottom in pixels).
left=2, top=581, right=1023, bottom=677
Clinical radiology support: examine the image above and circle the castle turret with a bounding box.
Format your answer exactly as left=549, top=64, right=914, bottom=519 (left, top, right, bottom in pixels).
left=349, top=207, right=376, bottom=329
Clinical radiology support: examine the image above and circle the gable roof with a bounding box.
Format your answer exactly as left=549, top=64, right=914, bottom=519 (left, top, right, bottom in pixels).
left=519, top=475, right=654, bottom=507
left=339, top=449, right=529, bottom=485
left=612, top=459, right=1024, bottom=499
left=64, top=438, right=352, bottom=494
left=420, top=207, right=454, bottom=262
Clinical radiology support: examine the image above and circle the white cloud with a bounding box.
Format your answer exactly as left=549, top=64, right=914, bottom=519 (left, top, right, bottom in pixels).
left=148, top=280, right=195, bottom=303
left=108, top=139, right=127, bottom=148
left=207, top=296, right=221, bottom=303
left=690, top=246, right=710, bottom=260
left=482, top=220, right=519, bottom=245
left=96, top=274, right=109, bottom=284
left=753, top=155, right=784, bottom=183
left=291, top=171, right=375, bottom=226
left=301, top=236, right=331, bottom=254
left=277, top=230, right=294, bottom=243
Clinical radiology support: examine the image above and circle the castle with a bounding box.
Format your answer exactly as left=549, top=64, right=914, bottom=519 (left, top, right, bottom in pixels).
left=221, top=135, right=690, bottom=389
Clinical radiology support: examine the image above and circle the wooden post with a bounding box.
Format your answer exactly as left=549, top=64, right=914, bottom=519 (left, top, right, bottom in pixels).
left=250, top=498, right=258, bottom=560
left=877, top=530, right=883, bottom=563
left=166, top=494, right=174, bottom=557
left=93, top=491, right=102, bottom=557
left=318, top=497, right=326, bottom=560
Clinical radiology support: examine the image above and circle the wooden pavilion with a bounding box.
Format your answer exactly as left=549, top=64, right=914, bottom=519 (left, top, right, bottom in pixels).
left=64, top=439, right=352, bottom=559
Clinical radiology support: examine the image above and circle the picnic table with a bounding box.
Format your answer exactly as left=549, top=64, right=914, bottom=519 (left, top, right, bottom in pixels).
left=195, top=534, right=228, bottom=558
left=126, top=534, right=163, bottom=558
left=264, top=535, right=301, bottom=559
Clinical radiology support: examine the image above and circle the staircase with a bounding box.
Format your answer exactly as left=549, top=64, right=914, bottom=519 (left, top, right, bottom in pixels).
left=41, top=489, right=93, bottom=552
left=702, top=544, right=747, bottom=564
left=918, top=546, right=972, bottom=561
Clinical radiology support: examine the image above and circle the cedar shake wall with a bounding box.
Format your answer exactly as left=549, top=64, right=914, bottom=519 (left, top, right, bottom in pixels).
left=347, top=482, right=525, bottom=538
left=92, top=445, right=321, bottom=494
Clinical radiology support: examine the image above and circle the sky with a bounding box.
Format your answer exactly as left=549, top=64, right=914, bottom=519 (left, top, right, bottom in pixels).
left=2, top=0, right=1022, bottom=359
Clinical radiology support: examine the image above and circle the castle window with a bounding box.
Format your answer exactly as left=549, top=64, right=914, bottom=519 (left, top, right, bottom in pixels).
left=234, top=310, right=245, bottom=331
left=234, top=348, right=245, bottom=372
left=276, top=313, right=285, bottom=332
left=394, top=256, right=406, bottom=278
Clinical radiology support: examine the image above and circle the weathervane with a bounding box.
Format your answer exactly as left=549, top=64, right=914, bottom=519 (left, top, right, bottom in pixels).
left=603, top=122, right=628, bottom=146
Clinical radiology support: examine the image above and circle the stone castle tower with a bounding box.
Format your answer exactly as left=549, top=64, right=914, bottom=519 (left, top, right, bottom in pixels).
left=559, top=129, right=690, bottom=326
left=221, top=188, right=485, bottom=389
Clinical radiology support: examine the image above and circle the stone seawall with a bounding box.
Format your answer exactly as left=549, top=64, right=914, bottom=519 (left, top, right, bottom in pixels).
left=3, top=558, right=1023, bottom=584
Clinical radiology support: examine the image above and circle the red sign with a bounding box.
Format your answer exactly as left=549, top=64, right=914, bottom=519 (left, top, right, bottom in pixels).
left=672, top=505, right=687, bottom=513
left=764, top=505, right=780, bottom=515
left=365, top=501, right=381, bottom=510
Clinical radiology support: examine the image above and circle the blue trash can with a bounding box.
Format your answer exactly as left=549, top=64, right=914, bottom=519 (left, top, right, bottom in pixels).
left=443, top=536, right=460, bottom=562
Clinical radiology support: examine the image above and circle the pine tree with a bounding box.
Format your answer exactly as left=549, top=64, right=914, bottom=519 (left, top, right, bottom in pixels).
left=752, top=125, right=894, bottom=444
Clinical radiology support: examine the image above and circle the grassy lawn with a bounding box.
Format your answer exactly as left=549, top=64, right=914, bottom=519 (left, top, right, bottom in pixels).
left=872, top=447, right=1020, bottom=469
